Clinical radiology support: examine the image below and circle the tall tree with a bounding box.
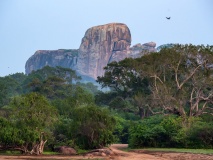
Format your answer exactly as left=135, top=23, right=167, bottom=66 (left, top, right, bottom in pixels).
left=97, top=58, right=151, bottom=118
left=97, top=58, right=150, bottom=98
left=98, top=44, right=213, bottom=117
left=133, top=44, right=213, bottom=117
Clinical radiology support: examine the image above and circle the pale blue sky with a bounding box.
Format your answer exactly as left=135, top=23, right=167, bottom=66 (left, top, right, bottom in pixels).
left=0, top=0, right=212, bottom=76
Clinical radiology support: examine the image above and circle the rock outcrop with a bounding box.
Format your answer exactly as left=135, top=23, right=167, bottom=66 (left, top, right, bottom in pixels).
left=55, top=146, right=77, bottom=155
left=25, top=49, right=78, bottom=74
left=129, top=42, right=156, bottom=58
left=25, top=23, right=157, bottom=80
left=77, top=23, right=131, bottom=79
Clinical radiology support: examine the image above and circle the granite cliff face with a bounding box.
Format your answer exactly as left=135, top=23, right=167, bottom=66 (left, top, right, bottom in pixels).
left=25, top=23, right=156, bottom=80
left=25, top=49, right=78, bottom=74
left=77, top=23, right=131, bottom=78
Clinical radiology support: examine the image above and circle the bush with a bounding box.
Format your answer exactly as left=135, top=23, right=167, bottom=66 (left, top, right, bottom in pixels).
left=187, top=121, right=213, bottom=148
left=129, top=115, right=213, bottom=149
left=159, top=116, right=185, bottom=147
left=113, top=116, right=131, bottom=144
left=70, top=104, right=116, bottom=149
left=129, top=115, right=165, bottom=148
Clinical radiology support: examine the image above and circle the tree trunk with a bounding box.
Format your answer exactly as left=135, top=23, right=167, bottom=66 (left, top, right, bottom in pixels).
left=30, top=140, right=47, bottom=155
left=139, top=107, right=144, bottom=119
left=30, top=132, right=47, bottom=155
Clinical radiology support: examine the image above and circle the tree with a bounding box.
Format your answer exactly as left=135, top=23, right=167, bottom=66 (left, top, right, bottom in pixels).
left=0, top=73, right=26, bottom=104
left=28, top=76, right=73, bottom=99
left=97, top=58, right=150, bottom=98
left=133, top=93, right=153, bottom=119
left=52, top=85, right=95, bottom=117
left=23, top=66, right=81, bottom=94
left=0, top=81, right=8, bottom=107
left=0, top=73, right=27, bottom=107
left=97, top=58, right=150, bottom=118
left=98, top=44, right=213, bottom=117
left=0, top=92, right=57, bottom=154
left=133, top=44, right=213, bottom=117
left=27, top=66, right=81, bottom=83
left=52, top=86, right=97, bottom=148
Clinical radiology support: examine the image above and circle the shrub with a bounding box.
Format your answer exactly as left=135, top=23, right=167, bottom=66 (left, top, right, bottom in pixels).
left=70, top=104, right=116, bottom=149
left=187, top=121, right=213, bottom=148
left=129, top=115, right=165, bottom=148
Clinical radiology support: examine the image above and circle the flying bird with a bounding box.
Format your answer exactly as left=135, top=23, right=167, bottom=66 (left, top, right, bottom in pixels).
left=166, top=17, right=171, bottom=20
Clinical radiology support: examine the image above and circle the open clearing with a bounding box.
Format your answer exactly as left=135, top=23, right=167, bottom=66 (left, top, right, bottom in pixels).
left=0, top=144, right=213, bottom=160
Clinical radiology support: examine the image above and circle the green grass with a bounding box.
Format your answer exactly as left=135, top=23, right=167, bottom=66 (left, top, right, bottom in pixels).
left=43, top=151, right=59, bottom=155
left=132, top=148, right=213, bottom=154
left=0, top=150, right=21, bottom=155
left=76, top=148, right=91, bottom=154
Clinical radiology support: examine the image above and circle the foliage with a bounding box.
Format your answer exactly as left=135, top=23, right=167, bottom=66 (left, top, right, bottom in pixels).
left=11, top=92, right=57, bottom=127
left=97, top=44, right=213, bottom=117
left=95, top=91, right=118, bottom=106
left=133, top=44, right=213, bottom=117
left=53, top=104, right=116, bottom=150
left=52, top=86, right=117, bottom=150
left=0, top=66, right=80, bottom=106
left=129, top=115, right=165, bottom=148
left=113, top=116, right=131, bottom=144
left=70, top=104, right=116, bottom=149
left=0, top=93, right=57, bottom=154
left=0, top=44, right=213, bottom=152
left=0, top=73, right=26, bottom=107
left=97, top=58, right=150, bottom=98
left=95, top=91, right=150, bottom=119
left=28, top=76, right=73, bottom=99
left=129, top=115, right=213, bottom=149
left=26, top=66, right=80, bottom=84
left=187, top=121, right=213, bottom=148
left=0, top=117, right=21, bottom=148
left=0, top=81, right=8, bottom=107
left=52, top=85, right=95, bottom=117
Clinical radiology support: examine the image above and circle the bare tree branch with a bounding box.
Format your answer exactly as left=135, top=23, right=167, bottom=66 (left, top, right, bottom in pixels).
left=178, top=64, right=202, bottom=90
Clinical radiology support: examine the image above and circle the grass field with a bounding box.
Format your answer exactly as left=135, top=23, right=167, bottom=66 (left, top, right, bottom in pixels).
left=132, top=148, right=213, bottom=154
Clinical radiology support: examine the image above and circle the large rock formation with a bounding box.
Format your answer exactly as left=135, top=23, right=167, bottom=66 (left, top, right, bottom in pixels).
left=25, top=23, right=157, bottom=80
left=77, top=23, right=131, bottom=78
left=25, top=49, right=78, bottom=74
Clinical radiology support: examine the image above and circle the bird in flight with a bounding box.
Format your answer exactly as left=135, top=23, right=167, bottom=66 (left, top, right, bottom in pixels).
left=166, top=17, right=171, bottom=20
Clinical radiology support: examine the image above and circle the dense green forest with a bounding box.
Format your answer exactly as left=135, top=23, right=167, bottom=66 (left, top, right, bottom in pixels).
left=0, top=44, right=213, bottom=155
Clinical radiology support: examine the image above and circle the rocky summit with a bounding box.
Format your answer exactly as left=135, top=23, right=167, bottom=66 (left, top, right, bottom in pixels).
left=77, top=23, right=131, bottom=78
left=25, top=23, right=156, bottom=80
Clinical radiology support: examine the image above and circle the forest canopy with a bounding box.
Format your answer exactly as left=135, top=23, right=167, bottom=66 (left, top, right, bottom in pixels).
left=0, top=44, right=213, bottom=154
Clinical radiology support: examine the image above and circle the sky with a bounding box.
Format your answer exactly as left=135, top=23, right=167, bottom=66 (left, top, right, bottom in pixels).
left=0, top=0, right=212, bottom=77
